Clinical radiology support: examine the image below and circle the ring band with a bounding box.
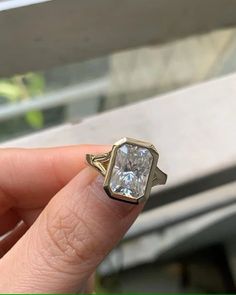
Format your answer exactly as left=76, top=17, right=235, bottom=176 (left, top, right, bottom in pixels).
left=86, top=137, right=167, bottom=204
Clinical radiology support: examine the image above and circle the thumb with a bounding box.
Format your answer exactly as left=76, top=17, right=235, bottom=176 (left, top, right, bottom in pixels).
left=0, top=167, right=144, bottom=293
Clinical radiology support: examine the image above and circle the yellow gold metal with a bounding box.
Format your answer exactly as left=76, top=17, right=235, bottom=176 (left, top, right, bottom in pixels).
left=86, top=137, right=167, bottom=204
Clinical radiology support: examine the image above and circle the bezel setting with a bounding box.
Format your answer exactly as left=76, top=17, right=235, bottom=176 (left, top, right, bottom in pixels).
left=103, top=137, right=159, bottom=204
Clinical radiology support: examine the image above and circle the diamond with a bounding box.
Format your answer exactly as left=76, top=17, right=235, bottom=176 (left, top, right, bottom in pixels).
left=109, top=143, right=153, bottom=199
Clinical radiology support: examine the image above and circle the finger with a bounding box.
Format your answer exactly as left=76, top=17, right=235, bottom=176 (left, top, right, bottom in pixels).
left=0, top=145, right=109, bottom=214
left=78, top=272, right=95, bottom=294
left=16, top=208, right=42, bottom=227
left=83, top=273, right=95, bottom=294
left=0, top=221, right=27, bottom=258
left=0, top=210, right=21, bottom=235
left=0, top=167, right=144, bottom=293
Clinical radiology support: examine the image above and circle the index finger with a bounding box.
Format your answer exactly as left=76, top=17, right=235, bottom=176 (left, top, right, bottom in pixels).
left=0, top=145, right=109, bottom=214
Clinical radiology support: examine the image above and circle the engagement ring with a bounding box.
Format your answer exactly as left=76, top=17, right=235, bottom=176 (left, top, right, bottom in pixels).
left=86, top=137, right=167, bottom=204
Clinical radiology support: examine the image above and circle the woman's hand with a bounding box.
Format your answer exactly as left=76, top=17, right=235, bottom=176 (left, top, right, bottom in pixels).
left=0, top=146, right=143, bottom=293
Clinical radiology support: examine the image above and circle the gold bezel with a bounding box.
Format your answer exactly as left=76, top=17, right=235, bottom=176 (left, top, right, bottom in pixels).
left=103, top=137, right=159, bottom=204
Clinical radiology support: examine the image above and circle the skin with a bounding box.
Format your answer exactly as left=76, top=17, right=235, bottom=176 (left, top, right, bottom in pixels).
left=0, top=145, right=144, bottom=293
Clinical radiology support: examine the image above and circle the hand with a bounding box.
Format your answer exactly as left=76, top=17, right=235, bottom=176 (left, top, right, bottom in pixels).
left=0, top=145, right=143, bottom=293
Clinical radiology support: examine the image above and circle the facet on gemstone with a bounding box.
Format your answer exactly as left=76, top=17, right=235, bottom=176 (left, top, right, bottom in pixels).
left=109, top=143, right=153, bottom=199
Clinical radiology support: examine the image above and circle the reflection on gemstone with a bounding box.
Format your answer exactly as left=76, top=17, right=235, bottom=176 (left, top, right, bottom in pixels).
left=109, top=144, right=153, bottom=199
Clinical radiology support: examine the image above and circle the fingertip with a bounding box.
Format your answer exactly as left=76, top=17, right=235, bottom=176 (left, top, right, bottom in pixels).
left=91, top=173, right=143, bottom=219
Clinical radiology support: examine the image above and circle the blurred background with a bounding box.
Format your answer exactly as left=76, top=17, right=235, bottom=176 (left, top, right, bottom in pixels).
left=1, top=0, right=236, bottom=293
left=1, top=27, right=236, bottom=142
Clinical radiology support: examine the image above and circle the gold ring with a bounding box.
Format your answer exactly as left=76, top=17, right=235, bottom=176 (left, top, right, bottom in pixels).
left=86, top=137, right=167, bottom=204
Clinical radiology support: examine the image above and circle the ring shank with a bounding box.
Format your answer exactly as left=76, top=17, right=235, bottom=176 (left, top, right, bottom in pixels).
left=152, top=167, right=167, bottom=186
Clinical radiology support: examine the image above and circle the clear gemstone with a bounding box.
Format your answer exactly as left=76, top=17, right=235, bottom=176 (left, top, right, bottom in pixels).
left=109, top=144, right=153, bottom=199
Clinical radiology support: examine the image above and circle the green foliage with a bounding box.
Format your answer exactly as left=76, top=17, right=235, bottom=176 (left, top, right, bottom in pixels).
left=0, top=72, right=45, bottom=130
left=0, top=80, right=21, bottom=102
left=25, top=110, right=44, bottom=129
left=24, top=72, right=45, bottom=97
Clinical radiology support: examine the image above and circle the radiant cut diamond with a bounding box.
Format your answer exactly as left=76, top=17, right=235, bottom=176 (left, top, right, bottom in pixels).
left=109, top=144, right=153, bottom=199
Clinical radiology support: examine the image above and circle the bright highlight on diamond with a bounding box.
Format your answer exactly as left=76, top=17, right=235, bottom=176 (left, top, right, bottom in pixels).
left=109, top=144, right=153, bottom=199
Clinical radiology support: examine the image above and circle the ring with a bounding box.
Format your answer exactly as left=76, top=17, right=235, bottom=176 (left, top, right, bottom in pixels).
left=86, top=137, right=167, bottom=204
